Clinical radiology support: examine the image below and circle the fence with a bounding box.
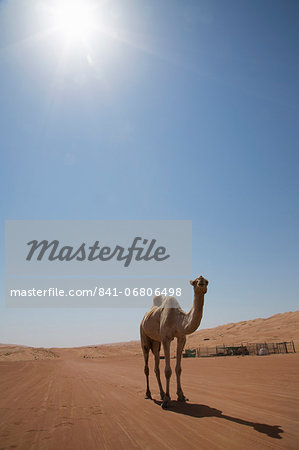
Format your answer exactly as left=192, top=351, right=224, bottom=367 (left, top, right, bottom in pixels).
left=194, top=341, right=296, bottom=358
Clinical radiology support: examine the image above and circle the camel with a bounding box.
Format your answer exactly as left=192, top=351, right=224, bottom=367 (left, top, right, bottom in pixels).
left=140, top=276, right=209, bottom=408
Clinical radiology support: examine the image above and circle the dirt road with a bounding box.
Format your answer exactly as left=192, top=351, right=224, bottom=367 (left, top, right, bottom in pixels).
left=0, top=353, right=298, bottom=449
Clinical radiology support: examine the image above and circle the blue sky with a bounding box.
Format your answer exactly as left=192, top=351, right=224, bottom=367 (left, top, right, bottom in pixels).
left=0, top=0, right=298, bottom=347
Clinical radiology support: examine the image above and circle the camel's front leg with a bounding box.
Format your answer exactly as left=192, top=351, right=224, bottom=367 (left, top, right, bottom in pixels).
left=162, top=339, right=172, bottom=408
left=176, top=336, right=188, bottom=402
left=152, top=341, right=165, bottom=400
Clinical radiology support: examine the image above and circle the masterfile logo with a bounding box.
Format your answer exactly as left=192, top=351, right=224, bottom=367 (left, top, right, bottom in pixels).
left=6, top=220, right=191, bottom=277
left=26, top=237, right=170, bottom=267
left=5, top=221, right=192, bottom=307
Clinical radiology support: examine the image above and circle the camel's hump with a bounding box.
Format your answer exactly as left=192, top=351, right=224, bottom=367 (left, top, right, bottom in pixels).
left=152, top=295, right=163, bottom=307
left=161, top=296, right=181, bottom=309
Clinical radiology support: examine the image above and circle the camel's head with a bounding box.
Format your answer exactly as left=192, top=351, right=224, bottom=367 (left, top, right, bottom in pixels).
left=190, top=276, right=209, bottom=294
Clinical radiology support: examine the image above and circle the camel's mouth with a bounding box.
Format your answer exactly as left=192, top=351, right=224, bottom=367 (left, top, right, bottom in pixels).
left=197, top=278, right=208, bottom=287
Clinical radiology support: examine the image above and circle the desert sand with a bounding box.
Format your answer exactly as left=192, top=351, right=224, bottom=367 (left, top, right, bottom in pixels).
left=0, top=311, right=298, bottom=449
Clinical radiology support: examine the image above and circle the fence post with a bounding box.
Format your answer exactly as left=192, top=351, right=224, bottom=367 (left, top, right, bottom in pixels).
left=284, top=342, right=288, bottom=354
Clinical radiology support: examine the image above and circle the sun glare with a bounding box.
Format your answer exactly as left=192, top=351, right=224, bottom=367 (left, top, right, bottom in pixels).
left=50, top=0, right=96, bottom=43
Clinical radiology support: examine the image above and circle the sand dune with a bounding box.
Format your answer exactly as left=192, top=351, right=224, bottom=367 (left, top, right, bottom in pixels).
left=0, top=346, right=59, bottom=361
left=1, top=311, right=298, bottom=361
left=186, top=310, right=299, bottom=350
left=59, top=310, right=299, bottom=359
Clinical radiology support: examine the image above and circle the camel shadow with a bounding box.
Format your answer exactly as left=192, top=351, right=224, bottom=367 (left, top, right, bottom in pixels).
left=153, top=400, right=283, bottom=440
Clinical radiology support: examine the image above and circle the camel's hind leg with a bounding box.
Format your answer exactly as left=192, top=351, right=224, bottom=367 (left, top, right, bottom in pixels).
left=140, top=329, right=152, bottom=399
left=151, top=340, right=165, bottom=400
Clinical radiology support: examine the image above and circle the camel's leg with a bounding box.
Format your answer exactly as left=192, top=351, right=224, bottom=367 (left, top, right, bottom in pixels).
left=162, top=339, right=172, bottom=408
left=140, top=328, right=152, bottom=399
left=176, top=336, right=188, bottom=402
left=151, top=341, right=165, bottom=400
left=142, top=344, right=151, bottom=399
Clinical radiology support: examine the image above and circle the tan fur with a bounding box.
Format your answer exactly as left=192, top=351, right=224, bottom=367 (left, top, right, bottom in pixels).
left=140, top=276, right=209, bottom=407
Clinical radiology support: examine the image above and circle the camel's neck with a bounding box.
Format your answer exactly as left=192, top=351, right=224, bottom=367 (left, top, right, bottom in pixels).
left=183, top=292, right=205, bottom=335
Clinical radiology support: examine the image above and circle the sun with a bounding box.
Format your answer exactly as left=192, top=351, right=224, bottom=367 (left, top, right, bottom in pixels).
left=49, top=0, right=96, bottom=44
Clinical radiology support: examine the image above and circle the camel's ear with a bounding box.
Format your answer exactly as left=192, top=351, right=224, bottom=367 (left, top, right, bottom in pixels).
left=189, top=279, right=195, bottom=286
